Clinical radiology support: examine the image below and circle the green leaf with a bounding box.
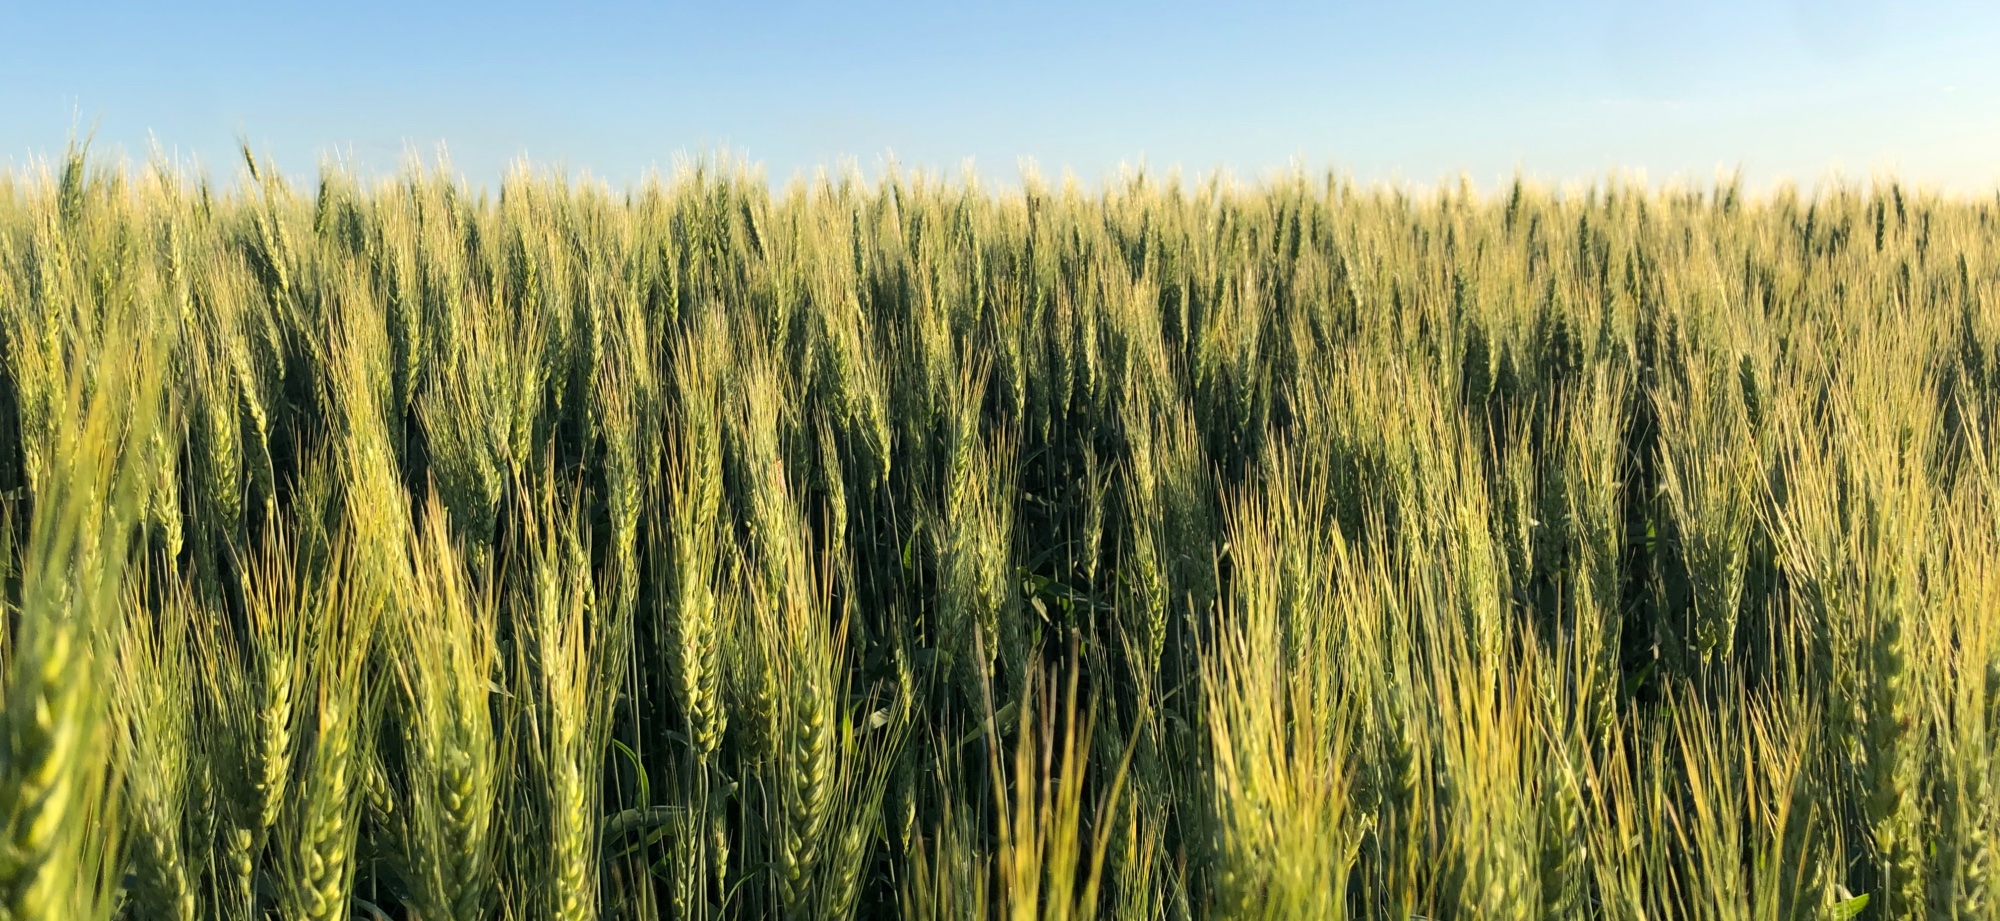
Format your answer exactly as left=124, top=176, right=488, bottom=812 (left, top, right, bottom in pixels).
left=610, top=738, right=651, bottom=807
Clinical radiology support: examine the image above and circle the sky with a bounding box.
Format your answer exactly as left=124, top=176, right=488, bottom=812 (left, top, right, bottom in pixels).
left=5, top=0, right=2000, bottom=194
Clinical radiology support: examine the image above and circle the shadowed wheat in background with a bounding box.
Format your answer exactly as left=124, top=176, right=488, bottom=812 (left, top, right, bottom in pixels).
left=0, top=148, right=1995, bottom=920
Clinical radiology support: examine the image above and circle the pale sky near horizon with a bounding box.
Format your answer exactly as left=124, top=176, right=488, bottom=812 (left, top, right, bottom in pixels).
left=5, top=0, right=1998, bottom=194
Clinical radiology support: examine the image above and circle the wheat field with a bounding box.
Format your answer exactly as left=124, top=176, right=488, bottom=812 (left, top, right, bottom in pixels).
left=0, top=150, right=1995, bottom=920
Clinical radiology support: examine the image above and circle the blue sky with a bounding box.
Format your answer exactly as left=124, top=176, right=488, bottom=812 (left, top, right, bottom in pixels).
left=6, top=0, right=1999, bottom=192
